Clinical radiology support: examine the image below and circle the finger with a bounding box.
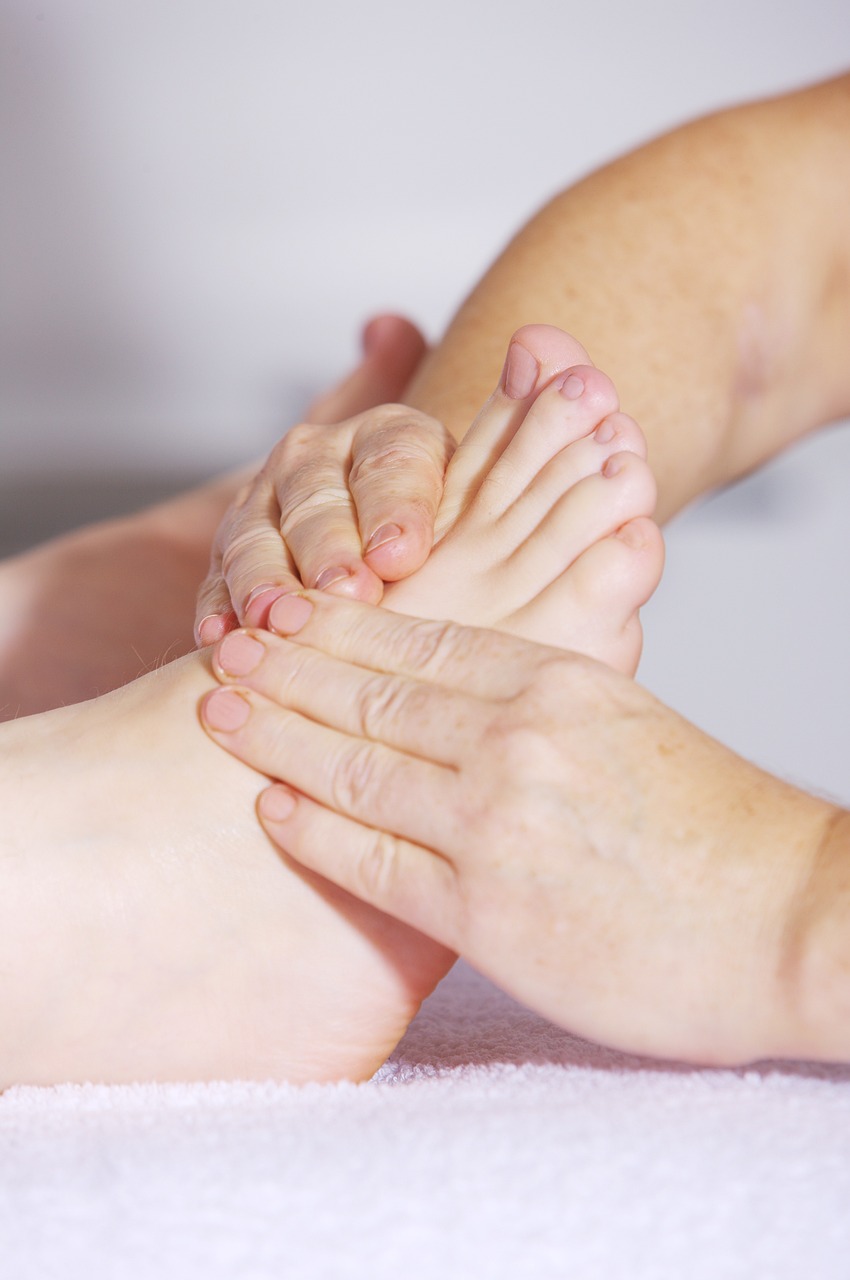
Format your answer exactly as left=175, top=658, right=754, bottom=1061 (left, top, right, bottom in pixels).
left=304, top=315, right=428, bottom=425
left=212, top=628, right=484, bottom=766
left=266, top=591, right=553, bottom=699
left=194, top=518, right=242, bottom=645
left=195, top=553, right=238, bottom=646
left=216, top=476, right=307, bottom=627
left=200, top=685, right=460, bottom=852
left=256, top=783, right=461, bottom=949
left=350, top=408, right=454, bottom=582
left=272, top=432, right=385, bottom=604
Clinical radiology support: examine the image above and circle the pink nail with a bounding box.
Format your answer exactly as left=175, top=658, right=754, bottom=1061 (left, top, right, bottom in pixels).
left=203, top=689, right=250, bottom=732
left=260, top=785, right=297, bottom=822
left=501, top=342, right=539, bottom=400
left=197, top=614, right=226, bottom=647
left=364, top=523, right=402, bottom=555
left=594, top=419, right=616, bottom=444
left=217, top=631, right=265, bottom=677
left=269, top=594, right=314, bottom=634
left=314, top=566, right=351, bottom=591
left=603, top=455, right=624, bottom=478
left=245, top=587, right=285, bottom=627
left=558, top=373, right=585, bottom=400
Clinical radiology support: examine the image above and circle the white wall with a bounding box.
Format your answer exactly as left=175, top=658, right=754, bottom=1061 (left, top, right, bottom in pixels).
left=1, top=0, right=847, bottom=469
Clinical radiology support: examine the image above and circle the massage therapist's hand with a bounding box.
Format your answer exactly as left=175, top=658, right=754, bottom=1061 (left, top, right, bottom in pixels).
left=200, top=592, right=849, bottom=1068
left=193, top=317, right=454, bottom=645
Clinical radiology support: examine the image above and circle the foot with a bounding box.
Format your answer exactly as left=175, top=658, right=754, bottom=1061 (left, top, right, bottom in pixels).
left=0, top=654, right=453, bottom=1087
left=386, top=324, right=663, bottom=675
left=0, top=316, right=427, bottom=719
left=0, top=326, right=661, bottom=1087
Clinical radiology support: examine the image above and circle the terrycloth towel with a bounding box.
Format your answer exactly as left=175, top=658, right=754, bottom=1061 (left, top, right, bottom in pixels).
left=2, top=960, right=849, bottom=1280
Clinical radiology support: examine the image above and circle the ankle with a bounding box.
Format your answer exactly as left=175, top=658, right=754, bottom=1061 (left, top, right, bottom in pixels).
left=783, top=808, right=850, bottom=1062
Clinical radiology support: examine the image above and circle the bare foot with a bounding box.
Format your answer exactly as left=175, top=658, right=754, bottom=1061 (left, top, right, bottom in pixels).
left=0, top=316, right=426, bottom=719
left=0, top=326, right=661, bottom=1087
left=0, top=654, right=452, bottom=1087
left=386, top=324, right=663, bottom=673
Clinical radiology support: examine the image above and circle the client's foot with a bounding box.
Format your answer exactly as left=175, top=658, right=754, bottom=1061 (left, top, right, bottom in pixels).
left=0, top=326, right=661, bottom=1088
left=0, top=653, right=453, bottom=1087
left=386, top=324, right=663, bottom=674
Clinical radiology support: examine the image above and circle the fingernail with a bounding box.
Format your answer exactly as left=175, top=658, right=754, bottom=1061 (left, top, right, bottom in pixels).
left=245, top=587, right=285, bottom=626
left=197, top=614, right=226, bottom=647
left=594, top=419, right=616, bottom=444
left=558, top=373, right=584, bottom=400
left=364, top=523, right=402, bottom=555
left=314, top=566, right=351, bottom=591
left=603, top=454, right=624, bottom=478
left=203, top=689, right=251, bottom=732
left=217, top=631, right=265, bottom=677
left=501, top=342, right=539, bottom=400
left=269, top=593, right=314, bottom=634
left=259, top=785, right=297, bottom=822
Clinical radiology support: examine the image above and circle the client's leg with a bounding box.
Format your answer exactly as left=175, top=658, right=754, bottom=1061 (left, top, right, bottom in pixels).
left=401, top=75, right=850, bottom=521
left=0, top=327, right=661, bottom=1087
left=0, top=318, right=426, bottom=719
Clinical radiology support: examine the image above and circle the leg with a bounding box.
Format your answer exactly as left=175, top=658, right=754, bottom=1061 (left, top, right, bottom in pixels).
left=0, top=327, right=661, bottom=1086
left=402, top=75, right=850, bottom=521
left=0, top=317, right=426, bottom=719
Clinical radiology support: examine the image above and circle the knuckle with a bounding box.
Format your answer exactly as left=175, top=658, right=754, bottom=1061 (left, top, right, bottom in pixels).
left=331, top=740, right=383, bottom=813
left=392, top=617, right=466, bottom=676
left=355, top=828, right=403, bottom=902
left=348, top=440, right=423, bottom=488
left=355, top=673, right=415, bottom=740
left=279, top=471, right=353, bottom=540
left=275, top=422, right=321, bottom=456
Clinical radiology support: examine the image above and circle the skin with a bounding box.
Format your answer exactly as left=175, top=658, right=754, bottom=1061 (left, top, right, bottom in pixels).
left=195, top=73, right=850, bottom=633
left=197, top=75, right=850, bottom=1063
left=203, top=592, right=850, bottom=1067
left=0, top=327, right=661, bottom=1086
left=0, top=314, right=427, bottom=718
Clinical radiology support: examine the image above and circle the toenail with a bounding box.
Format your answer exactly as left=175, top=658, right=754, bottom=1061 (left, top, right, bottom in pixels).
left=314, top=566, right=351, bottom=591
left=603, top=454, right=624, bottom=478
left=594, top=419, right=616, bottom=443
left=245, top=587, right=285, bottom=625
left=364, top=523, right=402, bottom=555
left=203, top=689, right=251, bottom=732
left=557, top=373, right=585, bottom=400
left=217, top=631, right=265, bottom=677
left=502, top=342, right=539, bottom=400
left=259, top=785, right=297, bottom=823
left=269, top=593, right=314, bottom=634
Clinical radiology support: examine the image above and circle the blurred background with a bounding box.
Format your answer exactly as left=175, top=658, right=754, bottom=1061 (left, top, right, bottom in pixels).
left=1, top=0, right=848, bottom=800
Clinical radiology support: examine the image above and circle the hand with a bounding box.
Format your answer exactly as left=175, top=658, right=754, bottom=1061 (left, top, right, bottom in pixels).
left=195, top=316, right=455, bottom=643
left=200, top=592, right=844, bottom=1066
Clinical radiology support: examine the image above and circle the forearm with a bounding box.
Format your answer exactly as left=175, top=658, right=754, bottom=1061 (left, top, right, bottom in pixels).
left=404, top=74, right=850, bottom=521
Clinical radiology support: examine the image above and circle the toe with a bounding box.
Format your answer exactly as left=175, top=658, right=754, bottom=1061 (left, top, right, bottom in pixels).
left=506, top=517, right=665, bottom=675
left=435, top=331, right=599, bottom=538
left=506, top=450, right=658, bottom=587
left=477, top=366, right=620, bottom=510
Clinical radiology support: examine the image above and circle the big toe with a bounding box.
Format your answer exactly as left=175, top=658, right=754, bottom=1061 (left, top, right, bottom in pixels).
left=435, top=325, right=597, bottom=537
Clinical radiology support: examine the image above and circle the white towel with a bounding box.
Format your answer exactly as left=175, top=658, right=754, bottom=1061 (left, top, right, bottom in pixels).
left=2, top=960, right=849, bottom=1280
